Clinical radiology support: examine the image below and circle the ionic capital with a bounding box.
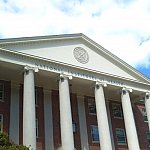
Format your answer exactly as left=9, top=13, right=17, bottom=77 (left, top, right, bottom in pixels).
left=122, top=87, right=133, bottom=95
left=24, top=65, right=39, bottom=73
left=95, top=80, right=107, bottom=89
left=59, top=74, right=73, bottom=82
left=145, top=92, right=150, bottom=99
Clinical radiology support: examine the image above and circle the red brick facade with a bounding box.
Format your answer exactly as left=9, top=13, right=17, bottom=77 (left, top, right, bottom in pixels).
left=0, top=79, right=150, bottom=150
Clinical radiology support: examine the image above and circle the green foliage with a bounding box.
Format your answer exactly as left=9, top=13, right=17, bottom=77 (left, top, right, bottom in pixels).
left=0, top=132, right=29, bottom=150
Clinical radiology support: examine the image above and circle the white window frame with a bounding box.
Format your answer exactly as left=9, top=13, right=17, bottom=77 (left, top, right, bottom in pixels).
left=0, top=83, right=4, bottom=102
left=0, top=114, right=3, bottom=132
left=142, top=108, right=148, bottom=122
left=91, top=125, right=99, bottom=143
left=112, top=103, right=123, bottom=119
left=116, top=128, right=126, bottom=145
left=88, top=98, right=96, bottom=115
left=147, top=132, right=150, bottom=147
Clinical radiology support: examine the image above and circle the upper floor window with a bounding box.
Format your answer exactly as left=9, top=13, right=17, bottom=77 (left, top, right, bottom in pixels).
left=116, top=128, right=126, bottom=145
left=0, top=83, right=4, bottom=102
left=147, top=132, right=150, bottom=146
left=0, top=114, right=3, bottom=132
left=91, top=125, right=99, bottom=143
left=112, top=103, right=123, bottom=118
left=88, top=98, right=96, bottom=115
left=142, top=108, right=148, bottom=122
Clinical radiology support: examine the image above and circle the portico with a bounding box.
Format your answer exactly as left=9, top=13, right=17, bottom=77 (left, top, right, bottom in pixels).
left=0, top=33, right=150, bottom=150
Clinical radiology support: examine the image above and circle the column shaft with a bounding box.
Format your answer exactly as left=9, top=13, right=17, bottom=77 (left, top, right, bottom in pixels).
left=23, top=69, right=36, bottom=150
left=95, top=84, right=112, bottom=150
left=59, top=76, right=74, bottom=150
left=145, top=95, right=150, bottom=131
left=121, top=90, right=140, bottom=150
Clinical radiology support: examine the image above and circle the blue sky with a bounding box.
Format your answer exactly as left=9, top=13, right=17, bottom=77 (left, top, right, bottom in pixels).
left=0, top=0, right=150, bottom=78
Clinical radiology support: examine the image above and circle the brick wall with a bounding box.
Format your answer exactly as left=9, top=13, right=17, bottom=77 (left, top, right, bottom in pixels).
left=134, top=103, right=150, bottom=150
left=0, top=80, right=11, bottom=134
left=109, top=101, right=128, bottom=150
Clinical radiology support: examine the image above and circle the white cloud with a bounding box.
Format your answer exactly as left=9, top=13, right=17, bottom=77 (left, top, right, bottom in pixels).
left=0, top=0, right=150, bottom=68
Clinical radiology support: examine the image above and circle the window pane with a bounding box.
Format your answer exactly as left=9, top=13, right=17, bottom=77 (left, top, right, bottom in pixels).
left=88, top=99, right=96, bottom=115
left=116, top=128, right=126, bottom=144
left=142, top=108, right=148, bottom=122
left=0, top=114, right=3, bottom=132
left=91, top=126, right=99, bottom=142
left=0, top=83, right=4, bottom=101
left=147, top=132, right=150, bottom=146
left=112, top=104, right=122, bottom=118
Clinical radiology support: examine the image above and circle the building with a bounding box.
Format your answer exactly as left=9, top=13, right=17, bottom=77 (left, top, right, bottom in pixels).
left=0, top=33, right=150, bottom=150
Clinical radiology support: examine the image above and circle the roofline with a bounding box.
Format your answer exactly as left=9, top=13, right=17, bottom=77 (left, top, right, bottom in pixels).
left=0, top=33, right=83, bottom=43
left=0, top=33, right=149, bottom=83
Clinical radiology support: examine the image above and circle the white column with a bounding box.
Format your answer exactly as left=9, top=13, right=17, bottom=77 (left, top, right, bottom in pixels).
left=106, top=101, right=115, bottom=150
left=94, top=83, right=112, bottom=150
left=44, top=89, right=54, bottom=150
left=145, top=93, right=150, bottom=131
left=9, top=83, right=20, bottom=144
left=77, top=96, right=89, bottom=150
left=58, top=75, right=75, bottom=150
left=121, top=89, right=140, bottom=150
left=23, top=66, right=37, bottom=150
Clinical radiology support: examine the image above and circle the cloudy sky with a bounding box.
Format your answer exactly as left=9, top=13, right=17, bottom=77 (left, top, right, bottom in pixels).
left=0, top=0, right=150, bottom=78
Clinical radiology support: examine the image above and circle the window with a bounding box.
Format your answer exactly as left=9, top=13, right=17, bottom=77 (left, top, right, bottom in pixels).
left=88, top=98, right=96, bottom=115
left=91, top=125, right=99, bottom=143
left=142, top=108, right=148, bottom=122
left=112, top=103, right=123, bottom=118
left=147, top=132, right=150, bottom=146
left=0, top=114, right=3, bottom=132
left=36, top=118, right=38, bottom=138
left=0, top=83, right=4, bottom=102
left=116, top=128, right=126, bottom=145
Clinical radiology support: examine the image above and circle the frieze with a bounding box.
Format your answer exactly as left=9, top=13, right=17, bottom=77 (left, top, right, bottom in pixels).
left=35, top=62, right=124, bottom=87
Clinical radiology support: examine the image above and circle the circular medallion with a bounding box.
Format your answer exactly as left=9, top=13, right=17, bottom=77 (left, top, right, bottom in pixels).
left=73, top=47, right=89, bottom=64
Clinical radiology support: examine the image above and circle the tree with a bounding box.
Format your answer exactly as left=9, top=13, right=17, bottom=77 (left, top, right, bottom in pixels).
left=0, top=132, right=29, bottom=150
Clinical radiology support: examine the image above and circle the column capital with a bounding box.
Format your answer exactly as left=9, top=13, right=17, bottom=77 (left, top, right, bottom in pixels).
left=24, top=65, right=39, bottom=73
left=122, top=87, right=132, bottom=94
left=60, top=74, right=73, bottom=80
left=145, top=92, right=150, bottom=99
left=95, top=81, right=107, bottom=89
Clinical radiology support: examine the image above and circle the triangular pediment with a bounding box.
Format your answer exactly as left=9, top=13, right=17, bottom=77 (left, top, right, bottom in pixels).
left=0, top=33, right=149, bottom=83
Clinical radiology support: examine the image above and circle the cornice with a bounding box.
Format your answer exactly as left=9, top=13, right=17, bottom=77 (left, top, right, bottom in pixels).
left=0, top=47, right=150, bottom=90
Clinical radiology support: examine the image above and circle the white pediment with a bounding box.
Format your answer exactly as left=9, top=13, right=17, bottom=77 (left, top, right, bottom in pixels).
left=0, top=33, right=149, bottom=83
